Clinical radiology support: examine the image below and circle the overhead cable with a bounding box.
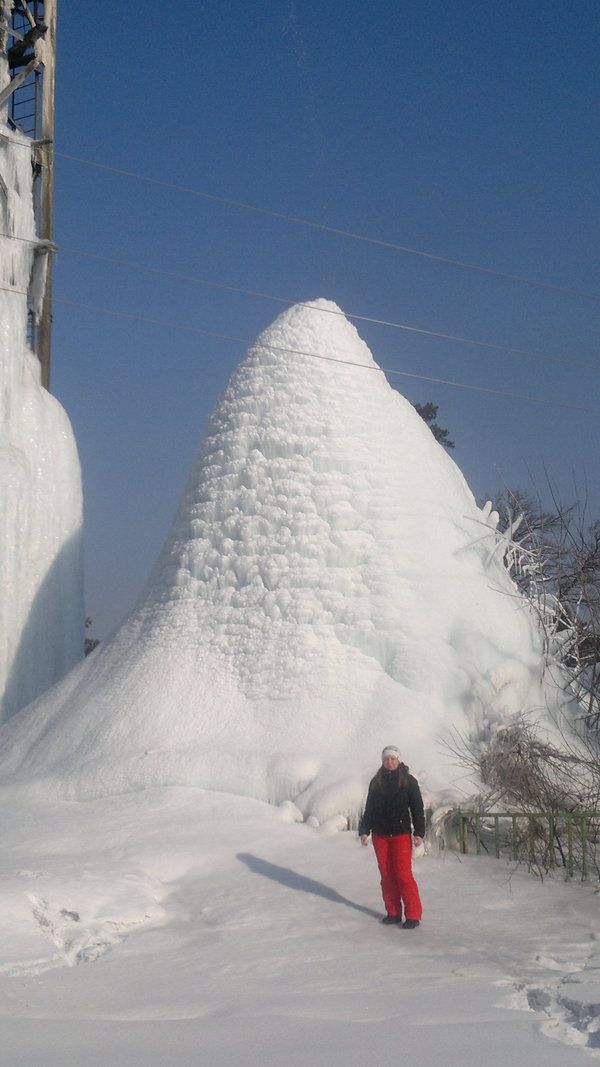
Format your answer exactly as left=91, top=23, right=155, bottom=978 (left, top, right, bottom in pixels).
left=60, top=248, right=597, bottom=373
left=54, top=297, right=600, bottom=417
left=3, top=228, right=594, bottom=371
left=0, top=281, right=28, bottom=295
left=55, top=152, right=600, bottom=304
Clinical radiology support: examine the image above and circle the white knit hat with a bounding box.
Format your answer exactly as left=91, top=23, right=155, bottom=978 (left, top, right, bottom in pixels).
left=381, top=745, right=402, bottom=762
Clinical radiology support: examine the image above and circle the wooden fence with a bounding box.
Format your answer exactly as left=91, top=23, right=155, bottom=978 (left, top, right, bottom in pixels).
left=457, top=809, right=596, bottom=879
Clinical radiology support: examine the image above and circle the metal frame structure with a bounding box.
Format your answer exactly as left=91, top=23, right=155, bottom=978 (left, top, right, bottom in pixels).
left=1, top=0, right=56, bottom=389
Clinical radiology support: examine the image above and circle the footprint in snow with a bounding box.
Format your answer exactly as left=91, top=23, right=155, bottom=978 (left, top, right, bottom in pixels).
left=535, top=953, right=582, bottom=973
left=522, top=983, right=600, bottom=1052
left=509, top=941, right=600, bottom=1055
left=28, top=895, right=127, bottom=969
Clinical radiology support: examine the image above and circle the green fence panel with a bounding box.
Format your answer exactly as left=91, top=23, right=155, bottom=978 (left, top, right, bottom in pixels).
left=455, top=809, right=592, bottom=880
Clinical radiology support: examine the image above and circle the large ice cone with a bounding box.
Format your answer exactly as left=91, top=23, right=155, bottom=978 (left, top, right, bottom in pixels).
left=0, top=301, right=562, bottom=817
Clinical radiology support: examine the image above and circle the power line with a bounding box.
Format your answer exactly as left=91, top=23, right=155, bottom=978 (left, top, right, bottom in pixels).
left=0, top=281, right=28, bottom=296
left=4, top=138, right=599, bottom=302
left=2, top=225, right=596, bottom=373
left=3, top=227, right=595, bottom=372
left=60, top=247, right=597, bottom=373
left=54, top=297, right=600, bottom=417
left=0, top=230, right=38, bottom=244
left=56, top=151, right=600, bottom=304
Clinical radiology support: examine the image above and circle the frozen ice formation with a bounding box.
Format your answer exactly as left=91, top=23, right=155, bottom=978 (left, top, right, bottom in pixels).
left=0, top=300, right=564, bottom=816
left=0, top=125, right=84, bottom=722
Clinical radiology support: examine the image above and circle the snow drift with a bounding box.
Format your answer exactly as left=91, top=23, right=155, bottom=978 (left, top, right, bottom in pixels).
left=0, top=125, right=83, bottom=722
left=0, top=300, right=564, bottom=815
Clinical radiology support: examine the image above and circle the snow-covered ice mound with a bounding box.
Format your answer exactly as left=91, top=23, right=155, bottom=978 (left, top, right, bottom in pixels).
left=0, top=300, right=561, bottom=816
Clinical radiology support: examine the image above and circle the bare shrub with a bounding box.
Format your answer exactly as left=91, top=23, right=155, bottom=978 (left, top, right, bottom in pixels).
left=445, top=720, right=600, bottom=879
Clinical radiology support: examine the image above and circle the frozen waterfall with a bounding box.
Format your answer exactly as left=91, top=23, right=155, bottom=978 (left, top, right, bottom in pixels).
left=0, top=123, right=83, bottom=721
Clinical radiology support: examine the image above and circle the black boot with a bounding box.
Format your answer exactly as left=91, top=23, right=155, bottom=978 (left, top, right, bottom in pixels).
left=381, top=914, right=401, bottom=924
left=402, top=919, right=420, bottom=929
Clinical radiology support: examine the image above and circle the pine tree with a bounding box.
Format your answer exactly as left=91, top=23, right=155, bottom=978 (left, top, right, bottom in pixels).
left=84, top=617, right=100, bottom=656
left=414, top=402, right=454, bottom=451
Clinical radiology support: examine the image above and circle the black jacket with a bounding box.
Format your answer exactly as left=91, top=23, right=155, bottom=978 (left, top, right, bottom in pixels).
left=359, top=764, right=425, bottom=838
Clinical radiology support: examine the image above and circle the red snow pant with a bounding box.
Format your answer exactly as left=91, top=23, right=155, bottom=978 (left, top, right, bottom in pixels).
left=372, top=833, right=422, bottom=921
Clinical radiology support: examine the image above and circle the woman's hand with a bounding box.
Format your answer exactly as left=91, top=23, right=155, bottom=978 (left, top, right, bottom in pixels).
left=360, top=834, right=369, bottom=846
left=413, top=836, right=424, bottom=847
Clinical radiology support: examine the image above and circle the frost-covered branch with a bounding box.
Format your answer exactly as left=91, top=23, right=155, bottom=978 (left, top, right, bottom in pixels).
left=488, top=488, right=600, bottom=729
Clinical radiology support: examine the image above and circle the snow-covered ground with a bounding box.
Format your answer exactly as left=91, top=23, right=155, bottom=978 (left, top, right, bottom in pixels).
left=0, top=787, right=598, bottom=1066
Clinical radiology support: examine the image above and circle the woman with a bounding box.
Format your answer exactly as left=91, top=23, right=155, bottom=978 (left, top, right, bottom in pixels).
left=359, top=745, right=425, bottom=927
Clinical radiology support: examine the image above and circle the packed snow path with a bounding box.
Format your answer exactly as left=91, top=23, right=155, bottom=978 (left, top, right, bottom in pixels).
left=0, top=789, right=598, bottom=1066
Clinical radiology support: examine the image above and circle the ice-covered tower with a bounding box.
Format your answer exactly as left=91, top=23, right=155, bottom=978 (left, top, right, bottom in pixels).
left=0, top=116, right=83, bottom=719
left=0, top=301, right=565, bottom=816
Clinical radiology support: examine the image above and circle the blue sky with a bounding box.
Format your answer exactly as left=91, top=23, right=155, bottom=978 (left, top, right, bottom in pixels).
left=49, top=1, right=600, bottom=637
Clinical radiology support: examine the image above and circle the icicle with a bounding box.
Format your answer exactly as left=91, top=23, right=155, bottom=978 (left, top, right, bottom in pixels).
left=28, top=242, right=52, bottom=322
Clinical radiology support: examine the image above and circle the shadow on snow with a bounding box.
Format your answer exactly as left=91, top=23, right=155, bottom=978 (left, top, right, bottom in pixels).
left=237, top=853, right=381, bottom=919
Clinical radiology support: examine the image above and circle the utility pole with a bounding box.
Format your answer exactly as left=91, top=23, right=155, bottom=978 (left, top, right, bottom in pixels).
left=1, top=1, right=56, bottom=390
